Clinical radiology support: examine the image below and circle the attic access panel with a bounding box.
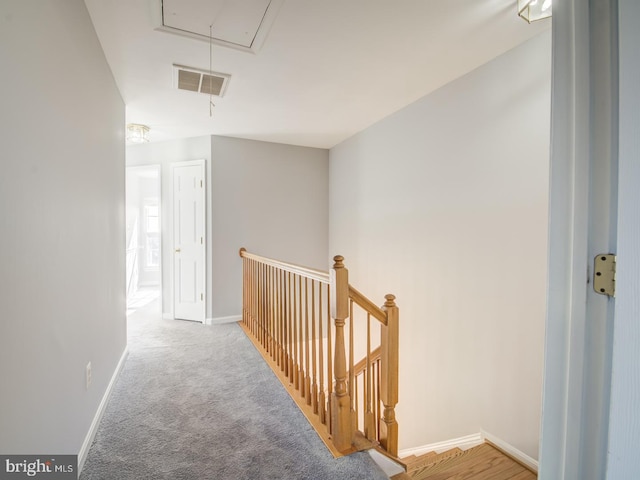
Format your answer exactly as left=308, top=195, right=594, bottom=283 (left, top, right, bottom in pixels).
left=159, top=0, right=282, bottom=52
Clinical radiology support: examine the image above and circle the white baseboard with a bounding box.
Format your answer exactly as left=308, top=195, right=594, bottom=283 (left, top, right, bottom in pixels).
left=398, top=432, right=483, bottom=458
left=162, top=312, right=173, bottom=320
left=78, top=347, right=129, bottom=473
left=481, top=430, right=538, bottom=473
left=368, top=449, right=405, bottom=477
left=205, top=314, right=242, bottom=325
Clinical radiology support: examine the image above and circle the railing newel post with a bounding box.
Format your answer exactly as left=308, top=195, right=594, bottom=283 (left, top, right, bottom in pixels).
left=380, top=293, right=399, bottom=457
left=330, top=255, right=354, bottom=452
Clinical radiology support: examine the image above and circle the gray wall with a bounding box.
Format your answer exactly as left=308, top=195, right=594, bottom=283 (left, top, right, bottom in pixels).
left=0, top=0, right=126, bottom=455
left=329, top=32, right=551, bottom=457
left=212, top=136, right=329, bottom=318
left=126, top=136, right=212, bottom=319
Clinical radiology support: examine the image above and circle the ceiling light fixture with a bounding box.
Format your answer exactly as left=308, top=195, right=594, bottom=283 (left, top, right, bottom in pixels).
left=518, top=0, right=552, bottom=23
left=126, top=124, right=150, bottom=143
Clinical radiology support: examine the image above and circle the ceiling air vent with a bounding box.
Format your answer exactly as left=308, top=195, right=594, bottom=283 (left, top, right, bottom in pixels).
left=173, top=65, right=230, bottom=97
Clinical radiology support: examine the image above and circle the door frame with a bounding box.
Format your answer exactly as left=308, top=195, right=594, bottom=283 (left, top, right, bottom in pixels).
left=539, top=0, right=622, bottom=478
left=170, top=159, right=206, bottom=323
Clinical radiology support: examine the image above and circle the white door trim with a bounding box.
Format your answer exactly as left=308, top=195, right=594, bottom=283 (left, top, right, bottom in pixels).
left=605, top=0, right=640, bottom=475
left=540, top=1, right=619, bottom=478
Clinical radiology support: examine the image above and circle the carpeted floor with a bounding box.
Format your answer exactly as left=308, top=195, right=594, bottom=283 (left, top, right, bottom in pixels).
left=80, top=300, right=388, bottom=480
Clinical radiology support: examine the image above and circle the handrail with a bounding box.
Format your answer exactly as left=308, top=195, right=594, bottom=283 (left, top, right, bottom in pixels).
left=348, top=285, right=387, bottom=325
left=351, top=346, right=381, bottom=376
left=239, top=248, right=330, bottom=284
left=239, top=248, right=399, bottom=458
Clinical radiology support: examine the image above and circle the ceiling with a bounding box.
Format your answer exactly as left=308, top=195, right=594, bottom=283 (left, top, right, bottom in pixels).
left=84, top=0, right=549, bottom=149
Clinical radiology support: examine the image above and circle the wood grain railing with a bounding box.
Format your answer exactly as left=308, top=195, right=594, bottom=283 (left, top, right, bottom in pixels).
left=239, top=248, right=399, bottom=457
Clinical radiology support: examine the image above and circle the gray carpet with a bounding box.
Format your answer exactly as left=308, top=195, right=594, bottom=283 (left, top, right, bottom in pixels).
left=80, top=300, right=388, bottom=480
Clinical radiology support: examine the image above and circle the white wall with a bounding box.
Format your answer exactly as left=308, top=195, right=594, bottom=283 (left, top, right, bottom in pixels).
left=211, top=136, right=329, bottom=318
left=127, top=136, right=211, bottom=318
left=0, top=0, right=126, bottom=455
left=329, top=32, right=551, bottom=458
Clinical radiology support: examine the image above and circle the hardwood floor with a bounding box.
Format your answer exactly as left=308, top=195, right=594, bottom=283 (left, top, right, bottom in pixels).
left=393, top=442, right=537, bottom=480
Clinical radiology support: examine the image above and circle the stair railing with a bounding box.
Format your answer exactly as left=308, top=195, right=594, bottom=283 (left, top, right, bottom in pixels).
left=239, top=248, right=399, bottom=457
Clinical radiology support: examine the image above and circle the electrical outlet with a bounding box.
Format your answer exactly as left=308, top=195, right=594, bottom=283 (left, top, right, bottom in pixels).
left=86, top=362, right=92, bottom=390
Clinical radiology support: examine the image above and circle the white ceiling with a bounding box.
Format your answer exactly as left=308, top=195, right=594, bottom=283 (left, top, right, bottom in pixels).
left=84, top=0, right=549, bottom=149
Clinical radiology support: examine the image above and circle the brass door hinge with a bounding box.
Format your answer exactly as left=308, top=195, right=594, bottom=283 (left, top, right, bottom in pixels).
left=593, top=254, right=616, bottom=297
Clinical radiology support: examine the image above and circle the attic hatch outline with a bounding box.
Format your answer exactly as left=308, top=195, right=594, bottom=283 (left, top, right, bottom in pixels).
left=155, top=0, right=284, bottom=54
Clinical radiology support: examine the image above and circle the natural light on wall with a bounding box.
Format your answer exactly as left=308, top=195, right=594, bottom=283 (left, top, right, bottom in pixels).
left=518, top=0, right=552, bottom=22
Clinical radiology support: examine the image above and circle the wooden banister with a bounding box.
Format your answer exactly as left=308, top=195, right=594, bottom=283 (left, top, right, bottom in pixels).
left=238, top=248, right=399, bottom=458
left=348, top=285, right=387, bottom=325
left=240, top=248, right=329, bottom=283
left=352, top=346, right=381, bottom=376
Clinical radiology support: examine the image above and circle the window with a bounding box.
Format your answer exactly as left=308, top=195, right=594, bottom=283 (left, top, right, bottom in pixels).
left=144, top=204, right=160, bottom=268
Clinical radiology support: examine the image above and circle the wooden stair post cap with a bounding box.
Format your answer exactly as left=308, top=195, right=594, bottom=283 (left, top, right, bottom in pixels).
left=384, top=294, right=397, bottom=307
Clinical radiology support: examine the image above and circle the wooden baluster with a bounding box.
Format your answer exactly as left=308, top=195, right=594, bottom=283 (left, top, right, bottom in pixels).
left=376, top=359, right=381, bottom=442
left=287, top=272, right=296, bottom=383
left=266, top=265, right=271, bottom=355
left=298, top=275, right=304, bottom=396
left=262, top=264, right=266, bottom=343
left=260, top=262, right=265, bottom=348
left=270, top=265, right=276, bottom=359
left=380, top=294, right=399, bottom=456
left=330, top=255, right=353, bottom=452
left=318, top=284, right=326, bottom=424
left=355, top=374, right=360, bottom=432
left=291, top=275, right=300, bottom=390
left=271, top=266, right=275, bottom=358
left=246, top=256, right=249, bottom=327
left=311, top=280, right=319, bottom=413
left=282, top=270, right=291, bottom=377
left=240, top=251, right=245, bottom=325
left=253, top=259, right=258, bottom=337
left=250, top=258, right=255, bottom=335
left=279, top=269, right=283, bottom=366
left=265, top=264, right=269, bottom=350
left=284, top=272, right=288, bottom=375
left=326, top=283, right=333, bottom=433
left=250, top=258, right=254, bottom=333
left=254, top=260, right=258, bottom=340
left=249, top=258, right=253, bottom=331
left=349, top=299, right=355, bottom=434
left=273, top=268, right=284, bottom=370
left=365, top=313, right=375, bottom=440
left=260, top=263, right=269, bottom=354
left=271, top=266, right=276, bottom=360
left=304, top=277, right=312, bottom=404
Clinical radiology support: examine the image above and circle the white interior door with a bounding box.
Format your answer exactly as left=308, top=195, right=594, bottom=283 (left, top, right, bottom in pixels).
left=172, top=160, right=205, bottom=322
